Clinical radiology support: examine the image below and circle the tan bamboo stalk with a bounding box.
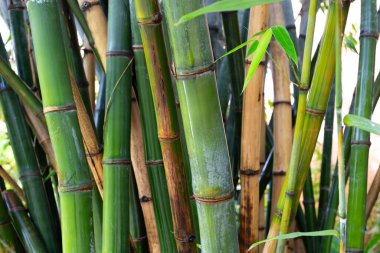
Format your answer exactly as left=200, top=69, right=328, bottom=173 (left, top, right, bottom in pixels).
left=269, top=2, right=292, bottom=218
left=130, top=90, right=160, bottom=253
left=83, top=37, right=95, bottom=111
left=76, top=0, right=107, bottom=67
left=0, top=165, right=25, bottom=202
left=259, top=111, right=266, bottom=253
left=366, top=165, right=380, bottom=220
left=22, top=104, right=58, bottom=171
left=240, top=5, right=268, bottom=252
left=70, top=73, right=103, bottom=196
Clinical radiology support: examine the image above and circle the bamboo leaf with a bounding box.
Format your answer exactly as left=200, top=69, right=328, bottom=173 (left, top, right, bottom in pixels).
left=246, top=40, right=259, bottom=58
left=271, top=25, right=298, bottom=66
left=248, top=230, right=339, bottom=251
left=176, top=0, right=282, bottom=25
left=343, top=114, right=380, bottom=135
left=242, top=29, right=272, bottom=93
left=365, top=233, right=380, bottom=253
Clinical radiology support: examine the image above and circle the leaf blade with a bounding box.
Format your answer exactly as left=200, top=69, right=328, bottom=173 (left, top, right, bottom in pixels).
left=271, top=25, right=298, bottom=66
left=343, top=114, right=380, bottom=135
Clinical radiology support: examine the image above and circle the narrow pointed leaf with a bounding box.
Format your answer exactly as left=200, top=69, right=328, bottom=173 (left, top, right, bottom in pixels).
left=343, top=114, right=380, bottom=135
left=176, top=0, right=282, bottom=24
left=271, top=25, right=298, bottom=66
left=246, top=40, right=259, bottom=58
left=248, top=230, right=339, bottom=251
left=242, top=29, right=272, bottom=92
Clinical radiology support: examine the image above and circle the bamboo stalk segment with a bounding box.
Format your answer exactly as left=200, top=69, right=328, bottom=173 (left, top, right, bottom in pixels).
left=366, top=166, right=380, bottom=220
left=83, top=37, right=95, bottom=111
left=0, top=166, right=25, bottom=203
left=240, top=6, right=268, bottom=253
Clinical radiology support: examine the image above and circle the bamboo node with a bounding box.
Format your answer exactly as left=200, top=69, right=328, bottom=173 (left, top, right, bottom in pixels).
left=172, top=64, right=214, bottom=79
left=7, top=0, right=25, bottom=10
left=305, top=107, right=325, bottom=117
left=285, top=24, right=296, bottom=31
left=273, top=100, right=292, bottom=106
left=174, top=233, right=196, bottom=243
left=59, top=183, right=92, bottom=193
left=132, top=45, right=144, bottom=51
left=140, top=195, right=152, bottom=203
left=131, top=235, right=147, bottom=243
left=19, top=172, right=42, bottom=181
left=80, top=0, right=100, bottom=12
left=106, top=50, right=133, bottom=58
left=245, top=59, right=266, bottom=66
left=273, top=170, right=286, bottom=176
left=351, top=140, right=371, bottom=147
left=302, top=198, right=315, bottom=205
left=86, top=149, right=102, bottom=157
left=158, top=134, right=180, bottom=142
left=359, top=31, right=378, bottom=40
left=145, top=159, right=164, bottom=166
left=102, top=159, right=132, bottom=165
left=82, top=48, right=93, bottom=55
left=43, top=104, right=76, bottom=114
left=137, top=12, right=162, bottom=25
left=240, top=168, right=260, bottom=176
left=285, top=191, right=296, bottom=197
left=193, top=191, right=234, bottom=204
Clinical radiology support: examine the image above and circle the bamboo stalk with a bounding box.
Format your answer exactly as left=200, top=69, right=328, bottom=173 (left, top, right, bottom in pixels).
left=3, top=190, right=47, bottom=253
left=0, top=166, right=25, bottom=203
left=302, top=171, right=317, bottom=252
left=259, top=111, right=266, bottom=253
left=346, top=0, right=377, bottom=250
left=0, top=35, right=61, bottom=253
left=240, top=6, right=268, bottom=252
left=133, top=0, right=196, bottom=251
left=366, top=166, right=380, bottom=220
left=269, top=2, right=292, bottom=221
left=130, top=91, right=160, bottom=253
left=27, top=1, right=94, bottom=251
left=129, top=1, right=178, bottom=250
left=0, top=186, right=25, bottom=253
left=83, top=38, right=95, bottom=112
left=101, top=0, right=133, bottom=251
left=76, top=0, right=107, bottom=67
left=160, top=0, right=239, bottom=251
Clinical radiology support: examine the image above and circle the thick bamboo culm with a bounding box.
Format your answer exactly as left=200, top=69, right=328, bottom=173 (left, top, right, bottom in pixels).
left=366, top=166, right=380, bottom=220
left=346, top=0, right=377, bottom=250
left=76, top=0, right=107, bottom=67
left=130, top=91, right=160, bottom=252
left=27, top=1, right=94, bottom=251
left=133, top=0, right=196, bottom=251
left=269, top=2, right=292, bottom=219
left=160, top=0, right=239, bottom=251
left=240, top=6, right=268, bottom=253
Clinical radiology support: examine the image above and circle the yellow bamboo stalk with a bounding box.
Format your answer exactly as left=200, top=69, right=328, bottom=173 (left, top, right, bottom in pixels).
left=77, top=0, right=107, bottom=67
left=269, top=3, right=292, bottom=218
left=130, top=90, right=160, bottom=253
left=83, top=37, right=95, bottom=111
left=0, top=165, right=25, bottom=202
left=240, top=6, right=268, bottom=253
left=259, top=111, right=266, bottom=253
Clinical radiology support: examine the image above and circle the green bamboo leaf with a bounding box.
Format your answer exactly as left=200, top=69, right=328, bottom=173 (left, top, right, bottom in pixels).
left=343, top=114, right=380, bottom=135
left=246, top=40, right=259, bottom=58
left=242, top=29, right=272, bottom=93
left=365, top=233, right=380, bottom=253
left=216, top=29, right=267, bottom=61
left=271, top=25, right=298, bottom=66
left=176, top=0, right=282, bottom=25
left=248, top=230, right=339, bottom=251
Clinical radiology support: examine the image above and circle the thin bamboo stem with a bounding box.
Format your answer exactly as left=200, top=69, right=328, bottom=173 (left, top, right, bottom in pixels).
left=241, top=6, right=268, bottom=252
left=0, top=166, right=25, bottom=203
left=366, top=165, right=380, bottom=220
left=83, top=38, right=95, bottom=112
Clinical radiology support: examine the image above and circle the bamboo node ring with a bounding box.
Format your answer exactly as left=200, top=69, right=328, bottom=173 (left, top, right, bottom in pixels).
left=359, top=31, right=378, bottom=40
left=43, top=105, right=76, bottom=114
left=86, top=149, right=102, bottom=157
left=351, top=140, right=371, bottom=147
left=193, top=191, right=234, bottom=204
left=102, top=159, right=132, bottom=165
left=305, top=107, right=325, bottom=117
left=303, top=199, right=315, bottom=205
left=59, top=183, right=93, bottom=193
left=140, top=195, right=152, bottom=203
left=273, top=100, right=292, bottom=106
left=173, top=64, right=215, bottom=79
left=7, top=0, right=25, bottom=10
left=132, top=235, right=147, bottom=243
left=137, top=12, right=162, bottom=25
left=285, top=24, right=296, bottom=30
left=106, top=50, right=133, bottom=58
left=174, top=233, right=196, bottom=243
left=132, top=45, right=144, bottom=51
left=19, top=172, right=42, bottom=181
left=285, top=191, right=296, bottom=197
left=158, top=134, right=180, bottom=142
left=240, top=168, right=260, bottom=176
left=82, top=48, right=93, bottom=55
left=80, top=0, right=100, bottom=12
left=145, top=159, right=164, bottom=166
left=273, top=170, right=286, bottom=176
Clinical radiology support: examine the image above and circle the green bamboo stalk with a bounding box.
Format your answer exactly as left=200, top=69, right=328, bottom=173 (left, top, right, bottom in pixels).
left=276, top=0, right=318, bottom=250
left=132, top=0, right=196, bottom=251
left=3, top=190, right=47, bottom=253
left=318, top=85, right=335, bottom=227
left=129, top=2, right=178, bottom=251
left=264, top=3, right=351, bottom=252
left=346, top=0, right=377, bottom=251
left=0, top=34, right=61, bottom=253
left=302, top=170, right=317, bottom=252
left=129, top=172, right=149, bottom=253
left=0, top=185, right=25, bottom=253
left=27, top=1, right=94, bottom=251
left=102, top=0, right=133, bottom=251
left=222, top=10, right=244, bottom=186
left=130, top=3, right=176, bottom=252
left=160, top=0, right=238, bottom=252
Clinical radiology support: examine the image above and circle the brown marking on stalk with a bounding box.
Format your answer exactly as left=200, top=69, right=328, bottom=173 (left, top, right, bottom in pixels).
left=193, top=191, right=234, bottom=204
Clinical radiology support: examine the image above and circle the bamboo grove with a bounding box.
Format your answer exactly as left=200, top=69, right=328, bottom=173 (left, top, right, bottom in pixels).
left=0, top=0, right=378, bottom=252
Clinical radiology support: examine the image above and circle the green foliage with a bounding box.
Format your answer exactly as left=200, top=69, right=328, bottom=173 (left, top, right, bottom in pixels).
left=343, top=114, right=380, bottom=135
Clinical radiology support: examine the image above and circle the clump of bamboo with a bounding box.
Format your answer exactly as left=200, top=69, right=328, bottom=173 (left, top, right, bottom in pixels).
left=133, top=0, right=196, bottom=251
left=240, top=6, right=268, bottom=253
left=27, top=0, right=94, bottom=251
left=346, top=0, right=377, bottom=251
